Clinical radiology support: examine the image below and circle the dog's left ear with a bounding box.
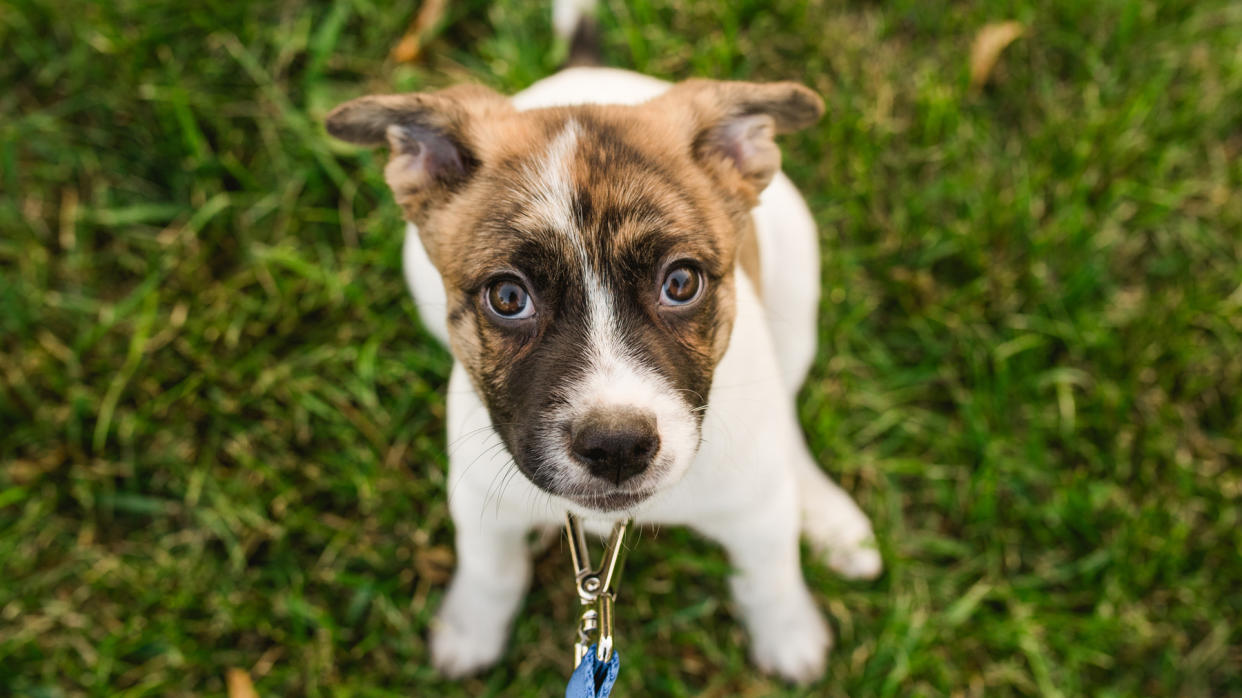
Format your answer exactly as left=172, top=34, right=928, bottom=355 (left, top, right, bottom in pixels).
left=653, top=79, right=824, bottom=202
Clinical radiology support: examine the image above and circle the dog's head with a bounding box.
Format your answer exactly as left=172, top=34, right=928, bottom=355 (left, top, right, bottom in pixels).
left=326, top=79, right=822, bottom=511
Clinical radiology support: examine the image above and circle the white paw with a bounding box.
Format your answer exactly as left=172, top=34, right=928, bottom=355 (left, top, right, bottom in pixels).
left=824, top=539, right=883, bottom=580
left=747, top=596, right=832, bottom=684
left=802, top=502, right=883, bottom=580
left=430, top=589, right=508, bottom=678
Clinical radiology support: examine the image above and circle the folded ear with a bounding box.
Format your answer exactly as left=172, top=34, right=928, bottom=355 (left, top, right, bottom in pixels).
left=653, top=79, right=824, bottom=201
left=325, top=84, right=511, bottom=222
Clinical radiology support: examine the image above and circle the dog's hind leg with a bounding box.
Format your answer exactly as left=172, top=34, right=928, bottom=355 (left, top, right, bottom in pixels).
left=791, top=437, right=883, bottom=580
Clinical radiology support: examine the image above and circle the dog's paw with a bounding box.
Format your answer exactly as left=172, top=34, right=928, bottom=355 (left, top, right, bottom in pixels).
left=430, top=588, right=508, bottom=678
left=823, top=537, right=883, bottom=580
left=747, top=600, right=832, bottom=684
left=430, top=613, right=506, bottom=678
left=802, top=505, right=883, bottom=580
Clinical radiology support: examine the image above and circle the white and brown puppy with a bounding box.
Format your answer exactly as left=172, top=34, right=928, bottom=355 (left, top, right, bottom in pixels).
left=326, top=35, right=881, bottom=686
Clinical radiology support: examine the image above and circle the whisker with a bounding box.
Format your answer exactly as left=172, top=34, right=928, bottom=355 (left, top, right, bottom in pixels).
left=449, top=435, right=507, bottom=502
left=490, top=462, right=522, bottom=518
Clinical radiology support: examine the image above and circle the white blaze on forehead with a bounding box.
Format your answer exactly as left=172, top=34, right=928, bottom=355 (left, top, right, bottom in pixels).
left=518, top=120, right=610, bottom=350
left=520, top=119, right=582, bottom=247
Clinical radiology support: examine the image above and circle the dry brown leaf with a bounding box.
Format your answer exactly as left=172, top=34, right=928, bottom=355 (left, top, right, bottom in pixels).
left=970, top=21, right=1025, bottom=90
left=226, top=668, right=259, bottom=698
left=391, top=0, right=448, bottom=64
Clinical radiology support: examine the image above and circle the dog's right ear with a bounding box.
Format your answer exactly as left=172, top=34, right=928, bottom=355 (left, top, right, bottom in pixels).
left=325, top=85, right=511, bottom=223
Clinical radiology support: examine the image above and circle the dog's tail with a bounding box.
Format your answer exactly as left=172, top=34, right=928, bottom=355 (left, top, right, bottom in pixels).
left=553, top=0, right=602, bottom=68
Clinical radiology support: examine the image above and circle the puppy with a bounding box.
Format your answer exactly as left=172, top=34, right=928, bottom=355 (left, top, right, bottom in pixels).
left=325, top=6, right=881, bottom=685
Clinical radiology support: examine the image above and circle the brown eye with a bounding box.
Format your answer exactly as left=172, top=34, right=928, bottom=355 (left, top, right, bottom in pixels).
left=486, top=279, right=534, bottom=319
left=660, top=265, right=703, bottom=306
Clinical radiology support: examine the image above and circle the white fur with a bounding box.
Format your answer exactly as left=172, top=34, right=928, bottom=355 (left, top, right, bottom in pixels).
left=410, top=67, right=880, bottom=684
left=518, top=119, right=581, bottom=238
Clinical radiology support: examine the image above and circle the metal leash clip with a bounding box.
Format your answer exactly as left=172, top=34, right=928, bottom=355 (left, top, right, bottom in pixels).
left=565, top=512, right=629, bottom=667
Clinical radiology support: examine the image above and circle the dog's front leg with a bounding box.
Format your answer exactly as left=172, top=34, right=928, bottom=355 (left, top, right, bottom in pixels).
left=430, top=516, right=530, bottom=677
left=430, top=365, right=533, bottom=677
left=694, top=478, right=831, bottom=685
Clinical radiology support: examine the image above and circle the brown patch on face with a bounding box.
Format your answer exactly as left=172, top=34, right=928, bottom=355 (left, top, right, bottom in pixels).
left=455, top=113, right=731, bottom=401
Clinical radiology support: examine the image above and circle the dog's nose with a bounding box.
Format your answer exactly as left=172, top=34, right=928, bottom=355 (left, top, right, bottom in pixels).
left=570, top=409, right=660, bottom=484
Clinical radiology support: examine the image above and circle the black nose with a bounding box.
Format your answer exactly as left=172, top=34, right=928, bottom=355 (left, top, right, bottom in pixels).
left=570, top=409, right=660, bottom=485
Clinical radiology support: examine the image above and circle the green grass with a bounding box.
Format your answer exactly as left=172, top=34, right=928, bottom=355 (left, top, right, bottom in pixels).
left=3, top=0, right=1241, bottom=695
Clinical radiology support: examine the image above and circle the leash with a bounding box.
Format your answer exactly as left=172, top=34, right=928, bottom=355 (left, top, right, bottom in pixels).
left=563, top=513, right=628, bottom=698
